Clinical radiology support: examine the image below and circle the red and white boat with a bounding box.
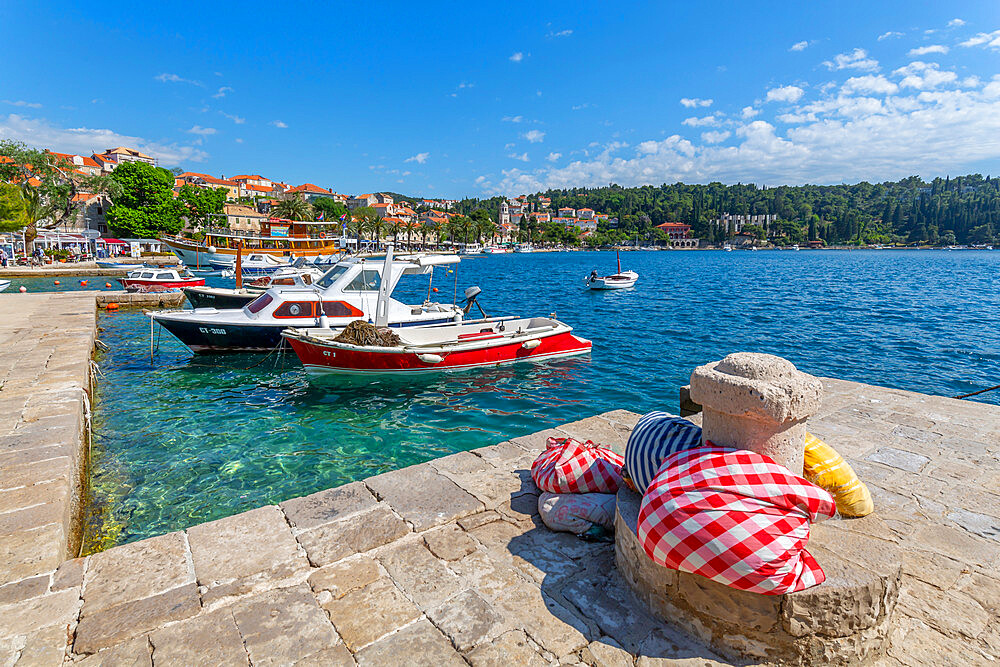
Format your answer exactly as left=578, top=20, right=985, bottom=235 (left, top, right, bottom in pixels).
left=281, top=316, right=592, bottom=375
left=118, top=268, right=205, bottom=290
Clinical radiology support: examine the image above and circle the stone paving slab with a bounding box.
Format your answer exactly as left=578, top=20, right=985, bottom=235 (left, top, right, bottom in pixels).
left=1, top=339, right=999, bottom=665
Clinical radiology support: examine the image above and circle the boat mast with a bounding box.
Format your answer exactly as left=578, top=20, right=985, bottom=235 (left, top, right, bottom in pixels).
left=235, top=242, right=243, bottom=289
left=616, top=250, right=621, bottom=274
left=374, top=244, right=393, bottom=327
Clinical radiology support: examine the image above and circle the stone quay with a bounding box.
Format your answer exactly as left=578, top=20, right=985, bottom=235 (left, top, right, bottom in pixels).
left=1, top=291, right=998, bottom=665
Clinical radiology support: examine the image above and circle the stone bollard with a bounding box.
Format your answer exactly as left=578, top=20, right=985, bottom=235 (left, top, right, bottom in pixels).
left=688, top=352, right=823, bottom=475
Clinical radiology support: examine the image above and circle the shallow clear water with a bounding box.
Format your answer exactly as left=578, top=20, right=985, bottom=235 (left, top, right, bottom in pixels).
left=61, top=250, right=1000, bottom=551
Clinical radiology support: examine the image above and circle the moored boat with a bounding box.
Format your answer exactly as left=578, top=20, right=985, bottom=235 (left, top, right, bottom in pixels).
left=282, top=316, right=592, bottom=375
left=118, top=268, right=205, bottom=290
left=183, top=263, right=324, bottom=309
left=161, top=216, right=343, bottom=265
left=483, top=245, right=510, bottom=254
left=207, top=252, right=292, bottom=276
left=96, top=260, right=144, bottom=270
left=586, top=251, right=638, bottom=289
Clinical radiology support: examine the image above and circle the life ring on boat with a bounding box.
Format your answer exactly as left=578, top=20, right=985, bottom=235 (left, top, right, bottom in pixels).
left=319, top=232, right=326, bottom=239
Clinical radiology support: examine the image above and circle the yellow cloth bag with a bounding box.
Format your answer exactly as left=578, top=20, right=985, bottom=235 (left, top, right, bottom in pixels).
left=803, top=433, right=874, bottom=517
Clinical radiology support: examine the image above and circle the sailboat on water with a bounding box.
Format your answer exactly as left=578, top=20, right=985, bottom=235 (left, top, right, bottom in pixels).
left=585, top=251, right=638, bottom=289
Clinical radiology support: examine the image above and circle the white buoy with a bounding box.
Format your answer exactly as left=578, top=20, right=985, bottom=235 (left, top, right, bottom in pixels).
left=19, top=286, right=26, bottom=293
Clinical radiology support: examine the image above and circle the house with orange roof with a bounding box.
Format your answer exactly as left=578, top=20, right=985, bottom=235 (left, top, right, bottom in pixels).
left=98, top=147, right=155, bottom=169
left=372, top=202, right=395, bottom=218
left=47, top=152, right=103, bottom=177
left=374, top=193, right=394, bottom=206
left=286, top=183, right=337, bottom=203
left=224, top=203, right=268, bottom=233
left=538, top=196, right=551, bottom=209
left=230, top=175, right=272, bottom=189
left=176, top=172, right=241, bottom=200
left=557, top=207, right=576, bottom=218
left=241, top=183, right=274, bottom=199
left=347, top=193, right=378, bottom=210
left=577, top=208, right=595, bottom=220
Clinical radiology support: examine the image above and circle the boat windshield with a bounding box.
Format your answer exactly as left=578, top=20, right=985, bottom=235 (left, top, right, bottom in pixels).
left=344, top=270, right=381, bottom=292
left=315, top=266, right=350, bottom=288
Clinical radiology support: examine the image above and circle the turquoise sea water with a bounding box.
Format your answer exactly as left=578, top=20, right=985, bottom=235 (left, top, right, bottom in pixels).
left=24, top=250, right=997, bottom=551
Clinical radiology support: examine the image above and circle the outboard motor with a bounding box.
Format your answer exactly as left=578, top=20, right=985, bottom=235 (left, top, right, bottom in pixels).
left=588, top=269, right=598, bottom=283
left=463, top=285, right=488, bottom=318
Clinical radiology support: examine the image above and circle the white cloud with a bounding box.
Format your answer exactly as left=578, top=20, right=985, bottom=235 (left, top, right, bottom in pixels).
left=680, top=97, right=713, bottom=108
left=701, top=130, right=731, bottom=144
left=405, top=152, right=430, bottom=164
left=548, top=29, right=573, bottom=37
left=508, top=152, right=529, bottom=162
left=212, top=86, right=234, bottom=98
left=682, top=115, right=719, bottom=127
left=790, top=41, right=809, bottom=52
left=186, top=125, right=217, bottom=136
left=960, top=30, right=1000, bottom=50
left=571, top=103, right=590, bottom=111
left=546, top=152, right=562, bottom=162
left=841, top=74, right=899, bottom=95
left=523, top=130, right=545, bottom=143
left=219, top=111, right=245, bottom=124
left=235, top=138, right=243, bottom=143
left=909, top=44, right=949, bottom=56
left=271, top=120, right=288, bottom=128
left=766, top=85, right=805, bottom=103
left=509, top=52, right=526, bottom=62
left=823, top=48, right=879, bottom=72
left=893, top=61, right=958, bottom=89
left=458, top=82, right=474, bottom=89
left=502, top=115, right=523, bottom=123
left=0, top=113, right=208, bottom=165
left=948, top=18, right=966, bottom=27
left=485, top=65, right=1000, bottom=197
left=155, top=73, right=203, bottom=86
left=1, top=100, right=42, bottom=109
left=741, top=106, right=759, bottom=119
left=878, top=31, right=904, bottom=41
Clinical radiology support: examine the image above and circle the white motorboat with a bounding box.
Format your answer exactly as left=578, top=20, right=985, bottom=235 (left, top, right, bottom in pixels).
left=514, top=243, right=536, bottom=253
left=152, top=248, right=466, bottom=353
left=0, top=279, right=10, bottom=293
left=96, top=259, right=144, bottom=270
left=586, top=251, right=638, bottom=290
left=483, top=246, right=510, bottom=254
left=458, top=243, right=484, bottom=255
left=208, top=252, right=291, bottom=276
left=183, top=262, right=325, bottom=309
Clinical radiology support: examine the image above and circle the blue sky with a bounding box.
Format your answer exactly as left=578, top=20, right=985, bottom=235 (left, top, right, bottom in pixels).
left=2, top=2, right=999, bottom=197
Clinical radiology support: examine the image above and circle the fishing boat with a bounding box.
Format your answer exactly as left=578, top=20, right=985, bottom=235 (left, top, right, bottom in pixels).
left=151, top=248, right=465, bottom=353
left=282, top=316, right=592, bottom=375
left=161, top=216, right=343, bottom=265
left=458, top=243, right=484, bottom=255
left=514, top=243, right=536, bottom=253
left=0, top=279, right=10, bottom=293
left=183, top=263, right=325, bottom=309
left=118, top=268, right=205, bottom=290
left=96, top=259, right=144, bottom=270
left=483, top=245, right=510, bottom=254
left=207, top=252, right=291, bottom=276
left=585, top=251, right=638, bottom=290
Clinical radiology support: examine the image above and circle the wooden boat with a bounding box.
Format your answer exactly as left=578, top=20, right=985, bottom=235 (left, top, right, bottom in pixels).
left=586, top=251, right=638, bottom=289
left=282, top=317, right=592, bottom=375
left=161, top=217, right=342, bottom=265
left=118, top=268, right=205, bottom=290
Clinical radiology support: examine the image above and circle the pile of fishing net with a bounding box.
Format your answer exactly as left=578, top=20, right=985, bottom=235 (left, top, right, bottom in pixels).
left=126, top=284, right=177, bottom=293
left=334, top=319, right=401, bottom=347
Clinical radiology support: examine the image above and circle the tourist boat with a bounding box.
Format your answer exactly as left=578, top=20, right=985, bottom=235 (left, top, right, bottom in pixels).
left=483, top=246, right=510, bottom=254
left=0, top=279, right=10, bottom=293
left=514, top=243, right=535, bottom=253
left=151, top=250, right=465, bottom=353
left=183, top=263, right=325, bottom=309
left=585, top=251, right=638, bottom=290
left=458, top=243, right=484, bottom=255
left=161, top=217, right=343, bottom=266
left=118, top=268, right=205, bottom=290
left=207, top=252, right=291, bottom=276
left=96, top=260, right=144, bottom=270
left=282, top=316, right=592, bottom=375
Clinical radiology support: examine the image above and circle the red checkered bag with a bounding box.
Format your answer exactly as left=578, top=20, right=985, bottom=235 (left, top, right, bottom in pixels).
left=637, top=445, right=835, bottom=595
left=531, top=437, right=624, bottom=494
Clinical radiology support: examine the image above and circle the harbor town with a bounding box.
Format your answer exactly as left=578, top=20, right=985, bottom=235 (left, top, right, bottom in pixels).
left=4, top=3, right=1000, bottom=666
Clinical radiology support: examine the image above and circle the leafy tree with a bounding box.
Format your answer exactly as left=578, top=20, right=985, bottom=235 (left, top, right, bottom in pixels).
left=312, top=197, right=349, bottom=222
left=368, top=215, right=385, bottom=245
left=0, top=182, right=28, bottom=233
left=0, top=141, right=75, bottom=243
left=384, top=218, right=402, bottom=246
left=422, top=218, right=439, bottom=248
left=474, top=218, right=495, bottom=244
left=272, top=197, right=314, bottom=221
left=450, top=215, right=474, bottom=244
left=178, top=184, right=227, bottom=228
left=104, top=162, right=186, bottom=238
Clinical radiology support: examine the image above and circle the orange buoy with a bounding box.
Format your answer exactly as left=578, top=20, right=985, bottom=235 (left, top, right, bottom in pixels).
left=19, top=286, right=27, bottom=293
left=105, top=282, right=112, bottom=288
left=54, top=280, right=60, bottom=285
left=432, top=287, right=439, bottom=292
left=81, top=281, right=88, bottom=286
left=105, top=303, right=119, bottom=311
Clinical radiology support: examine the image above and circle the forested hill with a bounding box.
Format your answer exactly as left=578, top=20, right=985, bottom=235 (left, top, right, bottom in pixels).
left=529, top=175, right=1000, bottom=245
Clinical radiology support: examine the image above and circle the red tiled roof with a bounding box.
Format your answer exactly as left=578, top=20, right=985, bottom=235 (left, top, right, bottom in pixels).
left=288, top=183, right=333, bottom=194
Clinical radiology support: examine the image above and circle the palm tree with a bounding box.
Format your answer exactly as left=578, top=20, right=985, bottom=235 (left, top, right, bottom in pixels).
left=421, top=218, right=436, bottom=248
left=368, top=215, right=385, bottom=248
left=450, top=215, right=473, bottom=246
left=403, top=220, right=420, bottom=249
left=475, top=218, right=495, bottom=245
left=384, top=218, right=402, bottom=247
left=272, top=197, right=313, bottom=221
left=347, top=215, right=368, bottom=250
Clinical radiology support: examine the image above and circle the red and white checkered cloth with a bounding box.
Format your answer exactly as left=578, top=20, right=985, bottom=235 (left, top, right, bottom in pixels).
left=637, top=445, right=835, bottom=595
left=531, top=437, right=624, bottom=494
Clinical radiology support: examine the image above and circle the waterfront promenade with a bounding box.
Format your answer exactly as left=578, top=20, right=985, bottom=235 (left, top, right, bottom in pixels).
left=0, top=291, right=998, bottom=664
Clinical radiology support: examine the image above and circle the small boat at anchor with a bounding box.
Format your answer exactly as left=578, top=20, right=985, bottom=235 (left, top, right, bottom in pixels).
left=118, top=268, right=205, bottom=290
left=585, top=251, right=638, bottom=290
left=96, top=260, right=144, bottom=270
left=282, top=315, right=592, bottom=375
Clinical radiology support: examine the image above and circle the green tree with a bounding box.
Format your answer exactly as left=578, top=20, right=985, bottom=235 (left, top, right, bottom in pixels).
left=0, top=182, right=28, bottom=233
left=272, top=197, right=314, bottom=221
left=368, top=215, right=385, bottom=246
left=384, top=218, right=402, bottom=246
left=312, top=197, right=349, bottom=222
left=422, top=218, right=439, bottom=248
left=105, top=162, right=185, bottom=238
left=0, top=141, right=74, bottom=243
left=474, top=218, right=495, bottom=244
left=450, top=215, right=474, bottom=244
left=178, top=184, right=227, bottom=228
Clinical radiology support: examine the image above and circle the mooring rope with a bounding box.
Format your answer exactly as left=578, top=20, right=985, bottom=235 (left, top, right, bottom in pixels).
left=953, top=384, right=1000, bottom=399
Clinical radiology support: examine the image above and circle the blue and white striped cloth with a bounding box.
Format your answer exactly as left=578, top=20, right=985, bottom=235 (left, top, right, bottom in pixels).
left=625, top=412, right=703, bottom=494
